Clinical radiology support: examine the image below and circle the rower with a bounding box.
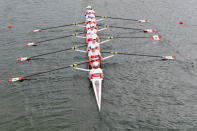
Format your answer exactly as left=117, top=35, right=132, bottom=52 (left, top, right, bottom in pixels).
left=86, top=16, right=97, bottom=25
left=92, top=32, right=100, bottom=43
left=87, top=26, right=97, bottom=34
left=88, top=61, right=104, bottom=79
left=86, top=39, right=100, bottom=52
left=88, top=45, right=103, bottom=68
left=86, top=12, right=96, bottom=19
left=86, top=18, right=93, bottom=24
left=86, top=32, right=100, bottom=43
left=86, top=22, right=97, bottom=31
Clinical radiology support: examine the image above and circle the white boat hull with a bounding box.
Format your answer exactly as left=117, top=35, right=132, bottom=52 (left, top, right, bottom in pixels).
left=91, top=78, right=103, bottom=111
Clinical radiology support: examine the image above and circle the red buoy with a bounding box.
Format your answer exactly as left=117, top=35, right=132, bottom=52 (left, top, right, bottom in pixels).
left=8, top=24, right=12, bottom=28
left=179, top=21, right=183, bottom=24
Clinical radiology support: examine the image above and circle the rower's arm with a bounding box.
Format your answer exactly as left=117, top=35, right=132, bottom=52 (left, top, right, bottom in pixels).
left=86, top=38, right=89, bottom=44
left=97, top=37, right=100, bottom=43
left=99, top=55, right=103, bottom=60
left=86, top=47, right=90, bottom=52
left=88, top=57, right=92, bottom=61
left=101, top=73, right=104, bottom=78
left=88, top=74, right=92, bottom=79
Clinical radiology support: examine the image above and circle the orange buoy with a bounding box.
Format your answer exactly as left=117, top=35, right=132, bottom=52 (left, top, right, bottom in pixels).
left=179, top=21, right=183, bottom=24
left=8, top=24, right=12, bottom=28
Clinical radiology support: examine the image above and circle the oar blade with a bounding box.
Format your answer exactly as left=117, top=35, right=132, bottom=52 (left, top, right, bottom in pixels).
left=26, top=42, right=37, bottom=46
left=138, top=19, right=148, bottom=23
left=9, top=76, right=24, bottom=82
left=18, top=57, right=32, bottom=62
left=144, top=29, right=155, bottom=33
left=162, top=56, right=176, bottom=60
left=150, top=35, right=161, bottom=40
left=32, top=29, right=42, bottom=32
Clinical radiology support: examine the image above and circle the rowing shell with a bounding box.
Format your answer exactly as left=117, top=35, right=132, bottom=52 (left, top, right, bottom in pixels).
left=91, top=78, right=103, bottom=111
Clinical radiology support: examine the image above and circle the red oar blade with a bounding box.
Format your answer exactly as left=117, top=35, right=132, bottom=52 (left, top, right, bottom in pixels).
left=26, top=42, right=37, bottom=46
left=144, top=29, right=155, bottom=33
left=150, top=35, right=161, bottom=40
left=162, top=56, right=176, bottom=60
left=17, top=57, right=32, bottom=62
left=138, top=19, right=148, bottom=23
left=32, top=29, right=42, bottom=32
left=9, top=76, right=24, bottom=82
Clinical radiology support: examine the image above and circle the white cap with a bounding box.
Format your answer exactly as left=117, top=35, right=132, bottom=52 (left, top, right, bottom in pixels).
left=91, top=44, right=96, bottom=49
left=93, top=61, right=99, bottom=67
left=86, top=6, right=92, bottom=9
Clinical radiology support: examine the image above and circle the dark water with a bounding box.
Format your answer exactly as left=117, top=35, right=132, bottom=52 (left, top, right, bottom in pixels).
left=1, top=0, right=197, bottom=130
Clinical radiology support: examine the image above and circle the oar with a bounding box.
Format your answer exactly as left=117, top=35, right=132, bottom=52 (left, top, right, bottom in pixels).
left=32, top=22, right=84, bottom=32
left=101, top=25, right=154, bottom=33
left=101, top=35, right=161, bottom=40
left=9, top=61, right=89, bottom=82
left=17, top=45, right=87, bottom=62
left=26, top=33, right=84, bottom=46
left=101, top=51, right=175, bottom=60
left=97, top=15, right=148, bottom=23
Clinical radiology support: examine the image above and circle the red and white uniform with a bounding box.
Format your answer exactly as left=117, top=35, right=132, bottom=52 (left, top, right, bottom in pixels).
left=87, top=28, right=97, bottom=34
left=86, top=18, right=97, bottom=23
left=88, top=41, right=100, bottom=50
left=88, top=50, right=101, bottom=61
left=89, top=68, right=103, bottom=79
left=91, top=18, right=97, bottom=23
left=86, top=14, right=95, bottom=19
left=86, top=18, right=93, bottom=23
left=86, top=23, right=97, bottom=30
left=86, top=33, right=98, bottom=42
left=86, top=9, right=96, bottom=14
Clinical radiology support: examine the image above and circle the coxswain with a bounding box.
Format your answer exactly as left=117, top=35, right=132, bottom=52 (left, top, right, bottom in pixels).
left=88, top=61, right=104, bottom=79
left=86, top=39, right=100, bottom=52
left=88, top=45, right=103, bottom=68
